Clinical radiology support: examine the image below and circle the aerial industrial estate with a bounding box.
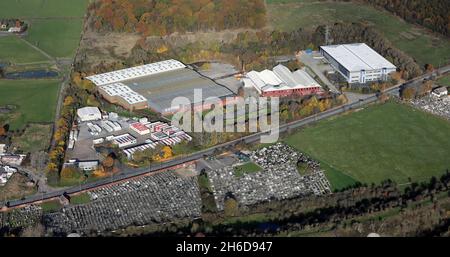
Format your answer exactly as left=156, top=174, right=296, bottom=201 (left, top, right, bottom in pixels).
left=0, top=0, right=449, bottom=242
left=87, top=59, right=236, bottom=113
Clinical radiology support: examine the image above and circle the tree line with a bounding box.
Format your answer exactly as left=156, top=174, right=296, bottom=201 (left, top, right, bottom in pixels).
left=361, top=0, right=450, bottom=37
left=88, top=0, right=266, bottom=36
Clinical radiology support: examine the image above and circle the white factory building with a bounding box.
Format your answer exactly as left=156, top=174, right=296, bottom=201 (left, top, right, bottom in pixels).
left=98, top=83, right=148, bottom=110
left=86, top=59, right=186, bottom=86
left=243, top=64, right=322, bottom=97
left=77, top=107, right=102, bottom=122
left=320, top=43, right=397, bottom=84
left=86, top=59, right=186, bottom=111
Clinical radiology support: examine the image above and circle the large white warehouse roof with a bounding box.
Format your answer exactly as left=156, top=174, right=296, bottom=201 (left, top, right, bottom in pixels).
left=86, top=59, right=186, bottom=86
left=320, top=43, right=396, bottom=72
left=99, top=83, right=147, bottom=105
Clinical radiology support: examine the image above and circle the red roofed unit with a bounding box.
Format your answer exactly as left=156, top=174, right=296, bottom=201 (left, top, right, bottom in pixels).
left=130, top=122, right=150, bottom=135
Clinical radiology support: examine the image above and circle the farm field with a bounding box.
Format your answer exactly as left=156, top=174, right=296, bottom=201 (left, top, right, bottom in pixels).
left=284, top=101, right=450, bottom=187
left=0, top=79, right=60, bottom=130
left=0, top=0, right=89, bottom=62
left=0, top=0, right=88, bottom=18
left=267, top=0, right=450, bottom=67
left=26, top=19, right=85, bottom=58
left=0, top=36, right=48, bottom=64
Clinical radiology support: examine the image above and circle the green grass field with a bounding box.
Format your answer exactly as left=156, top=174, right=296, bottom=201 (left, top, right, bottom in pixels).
left=40, top=200, right=62, bottom=213
left=284, top=102, right=450, bottom=187
left=26, top=19, right=84, bottom=58
left=267, top=0, right=450, bottom=67
left=70, top=193, right=91, bottom=205
left=0, top=0, right=88, bottom=18
left=0, top=36, right=48, bottom=63
left=0, top=0, right=88, bottom=61
left=0, top=79, right=60, bottom=130
left=234, top=162, right=263, bottom=177
left=437, top=74, right=450, bottom=87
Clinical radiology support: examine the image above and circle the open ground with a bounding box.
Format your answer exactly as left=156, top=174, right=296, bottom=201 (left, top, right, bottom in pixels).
left=0, top=79, right=60, bottom=130
left=0, top=0, right=88, bottom=63
left=284, top=101, right=450, bottom=188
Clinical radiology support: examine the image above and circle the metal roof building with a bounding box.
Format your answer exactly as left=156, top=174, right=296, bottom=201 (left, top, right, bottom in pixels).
left=244, top=64, right=322, bottom=97
left=77, top=107, right=102, bottom=122
left=320, top=43, right=396, bottom=84
left=85, top=59, right=235, bottom=114
left=86, top=59, right=186, bottom=86
left=98, top=83, right=148, bottom=110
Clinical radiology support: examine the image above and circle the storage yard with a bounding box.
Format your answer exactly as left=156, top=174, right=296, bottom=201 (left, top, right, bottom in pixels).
left=67, top=107, right=192, bottom=165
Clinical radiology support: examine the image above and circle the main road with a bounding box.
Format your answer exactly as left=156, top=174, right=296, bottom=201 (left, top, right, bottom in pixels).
left=2, top=66, right=449, bottom=209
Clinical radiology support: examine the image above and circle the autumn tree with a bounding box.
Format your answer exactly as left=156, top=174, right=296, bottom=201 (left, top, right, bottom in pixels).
left=89, top=0, right=267, bottom=36
left=102, top=155, right=115, bottom=172
left=418, top=80, right=433, bottom=96
left=401, top=87, right=416, bottom=100
left=224, top=196, right=239, bottom=217
left=63, top=96, right=74, bottom=106
left=425, top=64, right=434, bottom=73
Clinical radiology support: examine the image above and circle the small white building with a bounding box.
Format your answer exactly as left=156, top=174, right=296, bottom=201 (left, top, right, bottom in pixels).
left=0, top=144, right=6, bottom=155
left=77, top=107, right=102, bottom=122
left=431, top=87, right=448, bottom=98
left=320, top=43, right=397, bottom=84
left=0, top=165, right=17, bottom=186
left=77, top=160, right=99, bottom=171
left=8, top=27, right=21, bottom=33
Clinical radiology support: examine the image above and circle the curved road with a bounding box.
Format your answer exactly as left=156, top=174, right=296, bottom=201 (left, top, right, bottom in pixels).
left=2, top=66, right=449, bottom=209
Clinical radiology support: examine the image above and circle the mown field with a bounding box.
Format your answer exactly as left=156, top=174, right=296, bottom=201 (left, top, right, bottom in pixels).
left=284, top=102, right=450, bottom=189
left=0, top=36, right=48, bottom=63
left=437, top=74, right=450, bottom=87
left=0, top=0, right=88, bottom=18
left=26, top=19, right=85, bottom=58
left=267, top=0, right=450, bottom=67
left=0, top=0, right=88, bottom=141
left=0, top=0, right=88, bottom=62
left=0, top=79, right=60, bottom=130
